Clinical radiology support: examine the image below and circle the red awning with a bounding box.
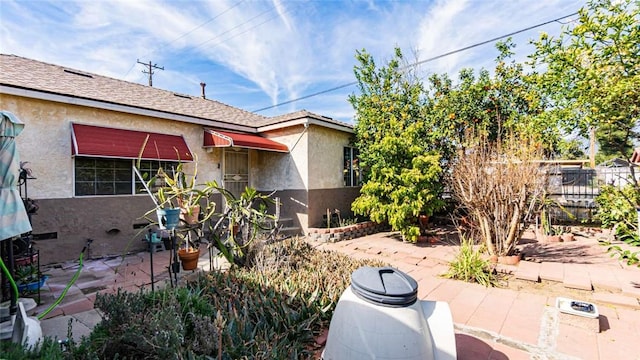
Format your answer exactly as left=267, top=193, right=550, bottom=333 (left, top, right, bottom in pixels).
left=203, top=129, right=288, bottom=153
left=71, top=123, right=193, bottom=161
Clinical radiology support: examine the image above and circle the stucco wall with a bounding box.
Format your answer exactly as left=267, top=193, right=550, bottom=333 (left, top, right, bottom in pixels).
left=0, top=94, right=226, bottom=264
left=1, top=94, right=223, bottom=199
left=262, top=189, right=309, bottom=232
left=307, top=125, right=353, bottom=190
left=259, top=188, right=358, bottom=232
left=253, top=125, right=307, bottom=191
left=31, top=196, right=155, bottom=264
left=254, top=124, right=355, bottom=229
left=308, top=187, right=361, bottom=228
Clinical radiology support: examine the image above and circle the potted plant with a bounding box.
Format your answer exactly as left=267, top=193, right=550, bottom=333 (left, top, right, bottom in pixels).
left=14, top=264, right=48, bottom=293
left=545, top=226, right=563, bottom=242
left=141, top=158, right=217, bottom=271
left=559, top=226, right=575, bottom=242
left=177, top=243, right=200, bottom=270
left=146, top=159, right=216, bottom=227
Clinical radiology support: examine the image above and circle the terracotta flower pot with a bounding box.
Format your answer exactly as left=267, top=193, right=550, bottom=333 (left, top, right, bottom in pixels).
left=546, top=235, right=562, bottom=243
left=180, top=205, right=200, bottom=225
left=178, top=248, right=200, bottom=270
left=561, top=233, right=575, bottom=242
left=498, top=254, right=521, bottom=265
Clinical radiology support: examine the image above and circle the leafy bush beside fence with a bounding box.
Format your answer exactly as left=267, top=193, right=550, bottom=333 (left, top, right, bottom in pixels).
left=596, top=184, right=640, bottom=266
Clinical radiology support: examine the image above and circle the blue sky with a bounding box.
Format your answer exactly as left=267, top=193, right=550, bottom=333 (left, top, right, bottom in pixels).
left=0, top=0, right=585, bottom=123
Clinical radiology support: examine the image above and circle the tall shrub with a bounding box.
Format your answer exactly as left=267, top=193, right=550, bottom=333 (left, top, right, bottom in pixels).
left=349, top=48, right=444, bottom=242
left=449, top=135, right=546, bottom=256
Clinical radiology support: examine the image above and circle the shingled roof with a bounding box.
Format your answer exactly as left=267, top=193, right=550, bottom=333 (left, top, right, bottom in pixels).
left=0, top=54, right=274, bottom=128
left=265, top=109, right=352, bottom=129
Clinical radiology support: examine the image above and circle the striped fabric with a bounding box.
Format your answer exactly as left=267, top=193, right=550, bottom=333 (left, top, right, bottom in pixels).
left=0, top=110, right=32, bottom=241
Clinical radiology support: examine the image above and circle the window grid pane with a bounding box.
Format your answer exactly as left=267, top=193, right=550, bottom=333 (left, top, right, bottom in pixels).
left=134, top=160, right=179, bottom=194
left=75, top=158, right=133, bottom=196
left=343, top=147, right=361, bottom=187
left=344, top=147, right=352, bottom=187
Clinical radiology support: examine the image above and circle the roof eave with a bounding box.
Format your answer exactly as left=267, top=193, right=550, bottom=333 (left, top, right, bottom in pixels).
left=0, top=84, right=257, bottom=133
left=258, top=117, right=353, bottom=134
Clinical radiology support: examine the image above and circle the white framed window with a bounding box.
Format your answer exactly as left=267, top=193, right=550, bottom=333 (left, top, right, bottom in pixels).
left=74, top=157, right=179, bottom=196
left=344, top=147, right=361, bottom=187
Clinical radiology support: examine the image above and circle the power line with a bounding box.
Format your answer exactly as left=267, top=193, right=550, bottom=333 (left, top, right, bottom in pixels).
left=154, top=0, right=245, bottom=53
left=190, top=5, right=282, bottom=51
left=195, top=4, right=297, bottom=52
left=132, top=2, right=292, bottom=86
left=123, top=1, right=245, bottom=78
left=252, top=11, right=579, bottom=113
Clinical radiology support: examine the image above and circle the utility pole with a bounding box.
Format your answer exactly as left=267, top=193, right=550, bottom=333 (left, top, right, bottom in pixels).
left=137, top=59, right=164, bottom=87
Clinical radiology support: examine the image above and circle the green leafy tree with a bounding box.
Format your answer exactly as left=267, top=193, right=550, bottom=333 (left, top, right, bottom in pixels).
left=530, top=0, right=640, bottom=258
left=529, top=0, right=640, bottom=164
left=349, top=48, right=444, bottom=242
left=429, top=40, right=565, bottom=159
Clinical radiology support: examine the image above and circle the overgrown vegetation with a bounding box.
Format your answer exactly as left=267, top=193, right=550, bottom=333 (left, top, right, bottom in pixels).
left=529, top=0, right=640, bottom=264
left=207, top=185, right=279, bottom=268
left=596, top=184, right=640, bottom=266
left=5, top=238, right=384, bottom=359
left=529, top=0, right=639, bottom=165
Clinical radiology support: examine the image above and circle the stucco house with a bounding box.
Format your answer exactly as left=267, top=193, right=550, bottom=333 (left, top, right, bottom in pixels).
left=0, top=54, right=361, bottom=264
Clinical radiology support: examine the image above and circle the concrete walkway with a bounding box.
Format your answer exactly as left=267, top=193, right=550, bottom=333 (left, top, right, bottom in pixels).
left=26, top=228, right=640, bottom=359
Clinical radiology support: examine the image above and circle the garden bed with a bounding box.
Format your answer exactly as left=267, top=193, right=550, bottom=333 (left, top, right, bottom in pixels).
left=3, top=238, right=386, bottom=359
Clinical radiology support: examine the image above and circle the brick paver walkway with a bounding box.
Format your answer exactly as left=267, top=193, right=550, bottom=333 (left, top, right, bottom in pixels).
left=311, top=228, right=640, bottom=360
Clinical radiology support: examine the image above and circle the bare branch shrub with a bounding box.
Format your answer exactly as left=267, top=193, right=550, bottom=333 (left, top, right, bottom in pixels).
left=449, top=135, right=547, bottom=256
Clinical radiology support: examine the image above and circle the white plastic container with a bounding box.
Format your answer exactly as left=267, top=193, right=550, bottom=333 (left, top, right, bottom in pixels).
left=322, top=266, right=456, bottom=360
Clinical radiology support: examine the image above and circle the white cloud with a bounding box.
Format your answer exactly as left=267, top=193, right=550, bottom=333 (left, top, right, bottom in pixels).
left=0, top=0, right=586, bottom=122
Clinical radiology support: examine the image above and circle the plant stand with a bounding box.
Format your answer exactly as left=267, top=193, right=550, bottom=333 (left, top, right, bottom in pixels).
left=168, top=230, right=180, bottom=287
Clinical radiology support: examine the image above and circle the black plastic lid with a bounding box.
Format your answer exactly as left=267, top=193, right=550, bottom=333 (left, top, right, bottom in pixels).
left=350, top=266, right=418, bottom=307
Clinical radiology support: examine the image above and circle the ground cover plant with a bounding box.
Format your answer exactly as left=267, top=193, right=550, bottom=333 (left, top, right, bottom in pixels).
left=443, top=235, right=499, bottom=288
left=3, top=238, right=384, bottom=359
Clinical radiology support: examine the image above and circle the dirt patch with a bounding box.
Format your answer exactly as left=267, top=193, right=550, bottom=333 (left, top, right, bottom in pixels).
left=502, top=276, right=600, bottom=302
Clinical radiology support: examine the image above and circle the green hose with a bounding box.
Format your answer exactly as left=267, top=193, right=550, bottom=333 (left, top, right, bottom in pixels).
left=0, top=256, right=19, bottom=306
left=36, top=251, right=84, bottom=320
